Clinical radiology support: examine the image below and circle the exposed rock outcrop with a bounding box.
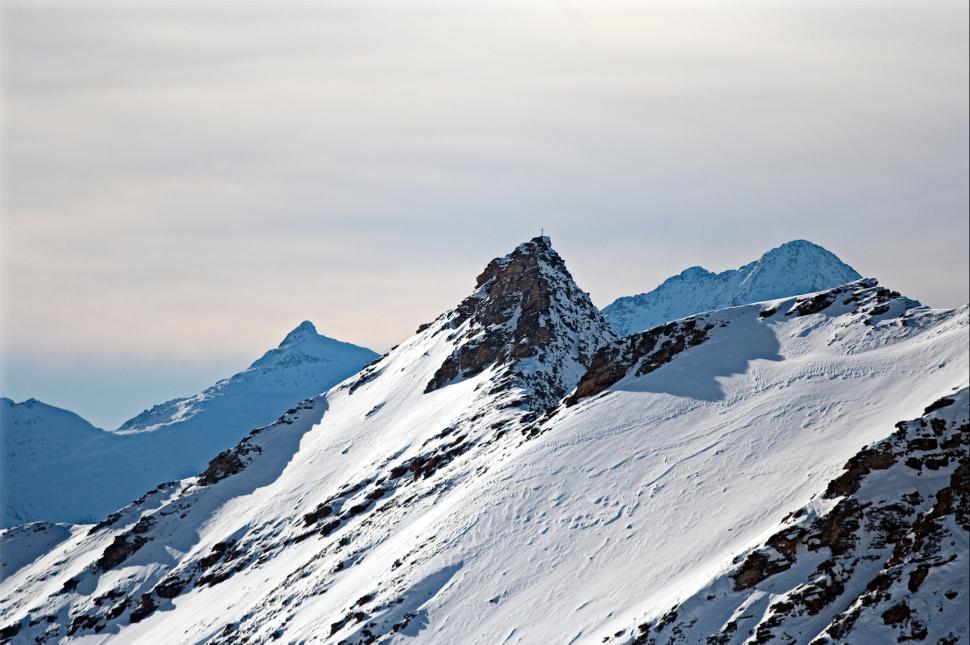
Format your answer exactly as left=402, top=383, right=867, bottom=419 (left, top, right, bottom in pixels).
left=423, top=236, right=616, bottom=409
left=565, top=317, right=713, bottom=406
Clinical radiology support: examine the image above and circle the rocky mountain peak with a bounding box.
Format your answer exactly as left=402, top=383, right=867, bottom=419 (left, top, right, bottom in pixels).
left=425, top=236, right=615, bottom=410
left=247, top=322, right=378, bottom=374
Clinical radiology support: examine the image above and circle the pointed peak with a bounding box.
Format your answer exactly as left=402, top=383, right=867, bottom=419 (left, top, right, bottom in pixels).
left=426, top=237, right=615, bottom=409
left=514, top=235, right=552, bottom=252
left=679, top=266, right=710, bottom=278
left=761, top=239, right=833, bottom=258
left=280, top=320, right=318, bottom=346
left=246, top=322, right=377, bottom=373
left=749, top=239, right=861, bottom=279
left=503, top=236, right=555, bottom=261
left=527, top=235, right=553, bottom=250
left=476, top=236, right=564, bottom=288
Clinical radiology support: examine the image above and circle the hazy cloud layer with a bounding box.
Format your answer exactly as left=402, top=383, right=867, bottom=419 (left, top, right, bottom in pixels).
left=2, top=1, right=967, bottom=427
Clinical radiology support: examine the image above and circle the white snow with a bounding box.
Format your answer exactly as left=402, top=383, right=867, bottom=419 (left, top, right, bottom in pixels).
left=631, top=386, right=970, bottom=643
left=602, top=240, right=862, bottom=335
left=0, top=323, right=377, bottom=527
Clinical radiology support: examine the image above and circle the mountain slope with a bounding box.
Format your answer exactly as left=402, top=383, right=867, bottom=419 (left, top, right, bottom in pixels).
left=0, top=323, right=377, bottom=527
left=0, top=240, right=966, bottom=645
left=602, top=240, right=862, bottom=335
left=615, top=389, right=968, bottom=644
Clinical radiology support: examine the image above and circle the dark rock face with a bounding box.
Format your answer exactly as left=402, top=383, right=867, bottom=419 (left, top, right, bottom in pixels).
left=615, top=387, right=970, bottom=644
left=200, top=436, right=267, bottom=488
left=346, top=363, right=384, bottom=395
left=789, top=290, right=843, bottom=317
left=733, top=549, right=795, bottom=591
left=784, top=278, right=914, bottom=324
left=0, top=622, right=20, bottom=642
left=198, top=448, right=253, bottom=487
left=197, top=399, right=315, bottom=487
left=565, top=317, right=713, bottom=406
left=925, top=397, right=956, bottom=415
left=96, top=532, right=149, bottom=572
left=825, top=447, right=896, bottom=498
left=424, top=237, right=615, bottom=409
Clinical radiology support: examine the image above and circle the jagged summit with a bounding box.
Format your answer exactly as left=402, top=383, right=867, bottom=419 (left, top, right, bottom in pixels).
left=278, top=320, right=318, bottom=346
left=422, top=235, right=615, bottom=409
left=250, top=322, right=370, bottom=372
left=602, top=239, right=863, bottom=335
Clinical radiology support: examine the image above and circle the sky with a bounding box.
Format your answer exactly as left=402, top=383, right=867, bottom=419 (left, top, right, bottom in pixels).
left=1, top=1, right=967, bottom=429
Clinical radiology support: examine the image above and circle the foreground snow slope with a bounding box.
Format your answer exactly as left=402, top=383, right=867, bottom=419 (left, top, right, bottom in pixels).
left=615, top=387, right=968, bottom=644
left=0, top=238, right=966, bottom=644
left=602, top=239, right=862, bottom=335
left=0, top=323, right=377, bottom=527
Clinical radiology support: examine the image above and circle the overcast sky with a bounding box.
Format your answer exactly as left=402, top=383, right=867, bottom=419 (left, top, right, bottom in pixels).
left=2, top=1, right=967, bottom=428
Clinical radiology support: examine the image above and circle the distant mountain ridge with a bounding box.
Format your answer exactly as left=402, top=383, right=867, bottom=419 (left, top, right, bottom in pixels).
left=0, top=398, right=103, bottom=438
left=116, top=321, right=377, bottom=434
left=602, top=240, right=862, bottom=335
left=0, top=323, right=378, bottom=527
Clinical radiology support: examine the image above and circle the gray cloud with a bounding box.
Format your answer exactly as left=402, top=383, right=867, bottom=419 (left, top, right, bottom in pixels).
left=2, top=1, right=967, bottom=426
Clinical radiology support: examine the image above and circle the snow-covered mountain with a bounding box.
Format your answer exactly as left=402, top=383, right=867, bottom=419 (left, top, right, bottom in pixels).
left=0, top=398, right=103, bottom=444
left=115, top=321, right=378, bottom=435
left=0, top=323, right=377, bottom=528
left=602, top=240, right=863, bottom=335
left=0, top=237, right=966, bottom=644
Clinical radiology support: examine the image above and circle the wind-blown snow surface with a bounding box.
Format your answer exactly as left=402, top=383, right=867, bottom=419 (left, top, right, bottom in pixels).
left=0, top=239, right=966, bottom=644
left=614, top=388, right=969, bottom=644
left=0, top=323, right=377, bottom=527
left=602, top=240, right=862, bottom=335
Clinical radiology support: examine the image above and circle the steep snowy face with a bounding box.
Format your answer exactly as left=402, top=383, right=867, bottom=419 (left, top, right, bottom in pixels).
left=423, top=236, right=615, bottom=410
left=603, top=240, right=862, bottom=335
left=0, top=262, right=966, bottom=644
left=0, top=324, right=377, bottom=527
